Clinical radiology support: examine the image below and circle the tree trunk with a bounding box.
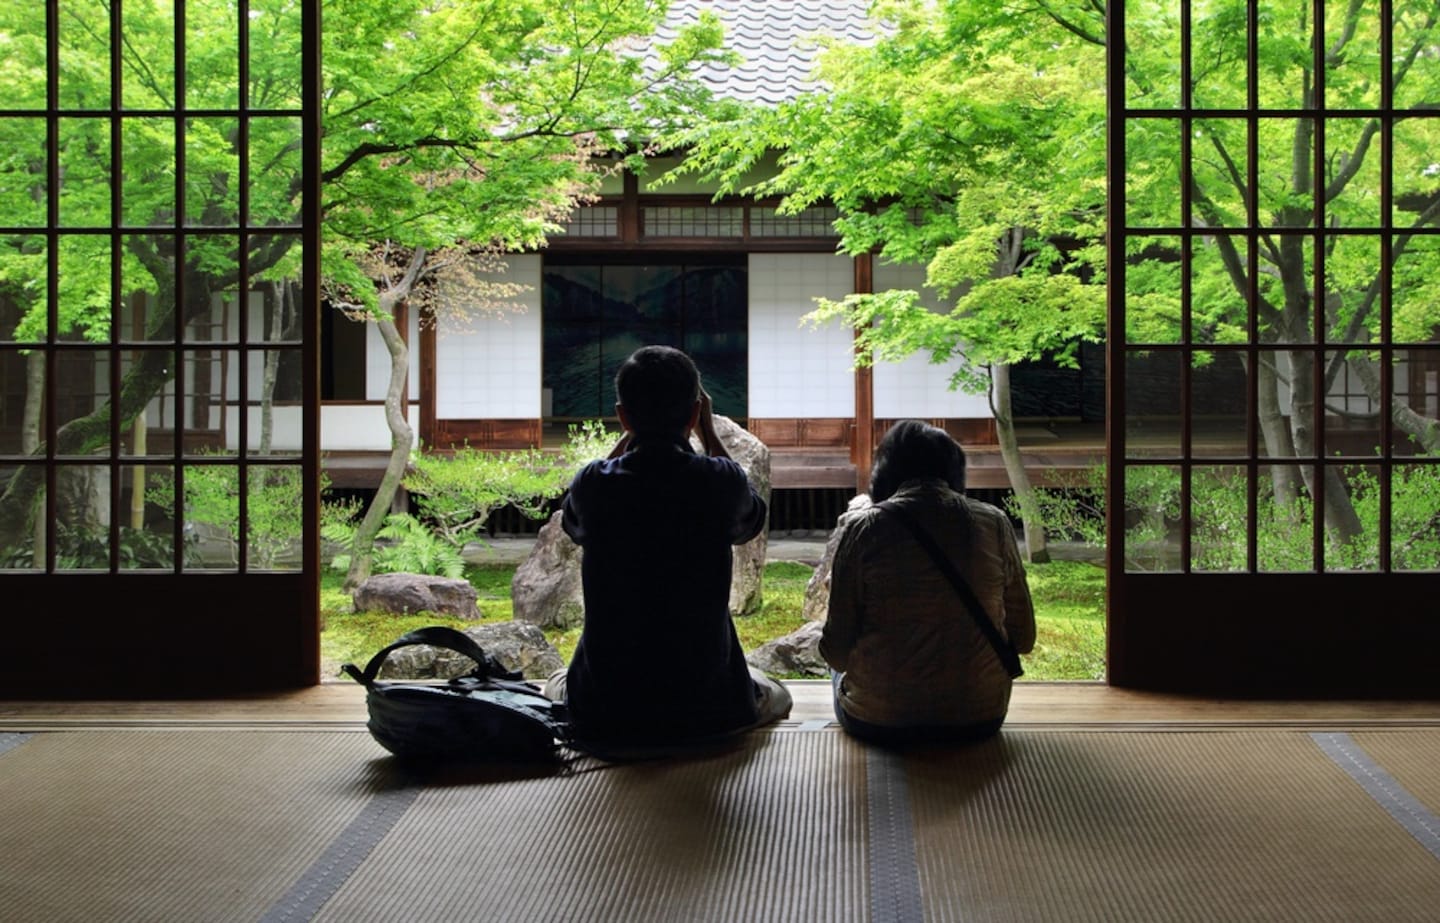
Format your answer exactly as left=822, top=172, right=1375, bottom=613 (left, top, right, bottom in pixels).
left=1254, top=354, right=1302, bottom=515
left=343, top=248, right=426, bottom=591
left=23, top=352, right=44, bottom=563
left=991, top=362, right=1050, bottom=563
left=130, top=413, right=147, bottom=529
left=1286, top=348, right=1364, bottom=543
left=985, top=229, right=1050, bottom=563
left=259, top=282, right=282, bottom=455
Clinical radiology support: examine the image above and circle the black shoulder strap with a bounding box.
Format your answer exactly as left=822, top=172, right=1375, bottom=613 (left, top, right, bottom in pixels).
left=875, top=500, right=1024, bottom=679
left=341, top=625, right=525, bottom=687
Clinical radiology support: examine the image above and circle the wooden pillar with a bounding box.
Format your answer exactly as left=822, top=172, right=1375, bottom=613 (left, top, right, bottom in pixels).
left=417, top=301, right=436, bottom=450
left=852, top=252, right=874, bottom=494
left=620, top=170, right=641, bottom=242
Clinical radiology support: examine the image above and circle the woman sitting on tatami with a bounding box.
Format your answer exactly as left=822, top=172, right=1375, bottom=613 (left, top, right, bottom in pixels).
left=820, top=419, right=1036, bottom=746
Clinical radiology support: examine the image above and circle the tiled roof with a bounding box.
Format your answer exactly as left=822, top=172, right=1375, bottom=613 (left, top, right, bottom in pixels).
left=657, top=1, right=880, bottom=106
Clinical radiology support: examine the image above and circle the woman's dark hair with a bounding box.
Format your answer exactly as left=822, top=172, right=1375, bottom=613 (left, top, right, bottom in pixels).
left=614, top=345, right=701, bottom=438
left=869, top=419, right=967, bottom=503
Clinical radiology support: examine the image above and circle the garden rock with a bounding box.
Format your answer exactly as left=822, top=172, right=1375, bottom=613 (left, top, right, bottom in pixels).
left=510, top=511, right=586, bottom=631
left=375, top=621, right=564, bottom=681
left=352, top=572, right=482, bottom=620
left=714, top=414, right=771, bottom=618
left=511, top=415, right=772, bottom=630
left=802, top=494, right=872, bottom=623
left=745, top=620, right=828, bottom=677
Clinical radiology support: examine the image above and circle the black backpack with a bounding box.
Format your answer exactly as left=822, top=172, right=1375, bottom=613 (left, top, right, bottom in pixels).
left=342, top=626, right=572, bottom=763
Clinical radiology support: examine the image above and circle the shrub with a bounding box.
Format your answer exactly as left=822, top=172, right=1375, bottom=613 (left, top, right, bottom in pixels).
left=148, top=458, right=309, bottom=569
left=322, top=420, right=612, bottom=577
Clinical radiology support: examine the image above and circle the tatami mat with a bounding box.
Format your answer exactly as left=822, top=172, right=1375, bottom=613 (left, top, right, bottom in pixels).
left=2, top=726, right=1438, bottom=922
left=0, top=730, right=393, bottom=923
left=905, top=730, right=1440, bottom=923
left=314, top=732, right=869, bottom=922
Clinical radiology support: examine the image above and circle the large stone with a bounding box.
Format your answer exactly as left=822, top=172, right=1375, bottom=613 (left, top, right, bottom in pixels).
left=801, top=494, right=872, bottom=623
left=510, top=510, right=586, bottom=631
left=511, top=415, right=771, bottom=630
left=708, top=414, right=771, bottom=618
left=744, top=620, right=828, bottom=677
left=375, top=622, right=564, bottom=681
left=754, top=496, right=871, bottom=678
left=352, top=572, right=482, bottom=620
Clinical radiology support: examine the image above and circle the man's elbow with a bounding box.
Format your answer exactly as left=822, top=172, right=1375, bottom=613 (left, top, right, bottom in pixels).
left=1012, top=619, right=1038, bottom=655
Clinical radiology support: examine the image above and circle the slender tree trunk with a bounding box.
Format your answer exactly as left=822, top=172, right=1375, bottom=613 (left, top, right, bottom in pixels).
left=986, top=229, right=1050, bottom=563
left=130, top=413, right=147, bottom=529
left=1286, top=348, right=1364, bottom=543
left=991, top=363, right=1050, bottom=563
left=23, top=352, right=44, bottom=563
left=1278, top=96, right=1365, bottom=545
left=259, top=282, right=283, bottom=455
left=1253, top=354, right=1302, bottom=514
left=343, top=248, right=426, bottom=591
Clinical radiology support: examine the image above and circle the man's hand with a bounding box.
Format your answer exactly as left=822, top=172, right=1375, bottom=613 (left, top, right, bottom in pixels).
left=697, top=387, right=715, bottom=429
left=695, top=386, right=731, bottom=459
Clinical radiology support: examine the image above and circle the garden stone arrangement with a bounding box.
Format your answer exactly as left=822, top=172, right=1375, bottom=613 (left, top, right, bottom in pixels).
left=348, top=573, right=564, bottom=680
left=375, top=621, right=564, bottom=681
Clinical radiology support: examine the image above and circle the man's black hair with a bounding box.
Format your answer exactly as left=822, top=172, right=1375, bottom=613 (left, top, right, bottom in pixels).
left=615, top=345, right=701, bottom=438
left=869, top=419, right=967, bottom=503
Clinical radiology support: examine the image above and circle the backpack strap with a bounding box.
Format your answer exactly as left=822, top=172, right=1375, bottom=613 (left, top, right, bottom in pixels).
left=875, top=500, right=1024, bottom=679
left=341, top=625, right=525, bottom=688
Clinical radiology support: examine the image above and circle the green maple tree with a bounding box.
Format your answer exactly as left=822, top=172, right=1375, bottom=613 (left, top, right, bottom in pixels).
left=665, top=0, right=1109, bottom=561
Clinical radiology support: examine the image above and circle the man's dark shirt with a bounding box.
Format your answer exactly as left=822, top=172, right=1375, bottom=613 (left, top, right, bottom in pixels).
left=560, top=434, right=767, bottom=742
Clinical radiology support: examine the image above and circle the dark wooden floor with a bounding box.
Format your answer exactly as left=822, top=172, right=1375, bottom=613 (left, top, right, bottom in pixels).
left=5, top=681, right=1439, bottom=731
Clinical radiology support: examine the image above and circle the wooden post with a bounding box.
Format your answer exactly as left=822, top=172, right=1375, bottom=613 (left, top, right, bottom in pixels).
left=417, top=301, right=436, bottom=451
left=852, top=252, right=874, bottom=494
left=620, top=170, right=640, bottom=242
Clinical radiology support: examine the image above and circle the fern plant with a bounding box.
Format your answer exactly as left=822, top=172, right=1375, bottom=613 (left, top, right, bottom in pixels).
left=326, top=511, right=468, bottom=579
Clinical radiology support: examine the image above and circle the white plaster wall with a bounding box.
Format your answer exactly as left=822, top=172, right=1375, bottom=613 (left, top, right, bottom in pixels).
left=871, top=262, right=993, bottom=419
left=233, top=290, right=265, bottom=403
left=220, top=405, right=301, bottom=452
left=219, top=404, right=420, bottom=453
left=748, top=253, right=856, bottom=417
left=435, top=254, right=543, bottom=419
left=317, top=403, right=420, bottom=452
left=363, top=308, right=421, bottom=402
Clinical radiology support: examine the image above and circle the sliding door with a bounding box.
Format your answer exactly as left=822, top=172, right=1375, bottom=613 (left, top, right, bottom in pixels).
left=0, top=1, right=322, bottom=695
left=1107, top=0, right=1440, bottom=695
